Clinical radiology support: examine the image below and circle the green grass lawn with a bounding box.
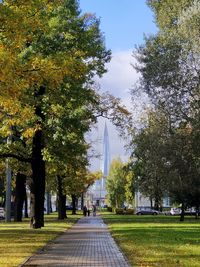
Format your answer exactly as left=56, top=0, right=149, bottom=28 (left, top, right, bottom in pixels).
left=102, top=214, right=200, bottom=267
left=0, top=212, right=82, bottom=267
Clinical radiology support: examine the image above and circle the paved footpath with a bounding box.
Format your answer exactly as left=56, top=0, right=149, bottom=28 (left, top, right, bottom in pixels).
left=21, top=215, right=130, bottom=267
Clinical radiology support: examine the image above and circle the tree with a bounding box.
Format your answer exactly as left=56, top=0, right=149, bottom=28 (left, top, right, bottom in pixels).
left=131, top=110, right=170, bottom=210
left=0, top=0, right=131, bottom=227
left=163, top=124, right=200, bottom=221
left=147, top=0, right=194, bottom=31
left=106, top=158, right=126, bottom=208
left=0, top=161, right=5, bottom=206
left=123, top=162, right=135, bottom=207
left=0, top=0, right=111, bottom=228
left=65, top=168, right=101, bottom=215
left=130, top=107, right=200, bottom=219
left=132, top=0, right=200, bottom=219
left=135, top=0, right=200, bottom=125
left=13, top=173, right=26, bottom=222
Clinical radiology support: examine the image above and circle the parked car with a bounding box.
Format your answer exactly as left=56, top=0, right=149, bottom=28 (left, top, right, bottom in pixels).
left=136, top=208, right=159, bottom=215
left=0, top=207, right=5, bottom=219
left=66, top=205, right=73, bottom=210
left=184, top=208, right=200, bottom=216
left=168, top=207, right=199, bottom=216
left=169, top=208, right=181, bottom=216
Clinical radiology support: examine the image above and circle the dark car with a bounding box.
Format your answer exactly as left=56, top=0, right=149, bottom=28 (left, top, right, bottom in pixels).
left=136, top=208, right=159, bottom=215
left=66, top=205, right=73, bottom=210
left=184, top=208, right=200, bottom=216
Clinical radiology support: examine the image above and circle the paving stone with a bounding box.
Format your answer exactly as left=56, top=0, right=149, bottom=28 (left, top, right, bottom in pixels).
left=21, top=215, right=130, bottom=267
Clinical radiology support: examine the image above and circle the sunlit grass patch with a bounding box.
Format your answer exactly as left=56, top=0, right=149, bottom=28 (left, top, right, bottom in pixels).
left=0, top=212, right=81, bottom=267
left=102, top=214, right=200, bottom=267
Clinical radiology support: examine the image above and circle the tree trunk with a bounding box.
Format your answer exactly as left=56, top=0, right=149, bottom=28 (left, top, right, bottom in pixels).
left=81, top=192, right=84, bottom=210
left=46, top=191, right=51, bottom=215
left=180, top=203, right=185, bottom=222
left=115, top=198, right=118, bottom=209
left=150, top=197, right=153, bottom=209
left=30, top=85, right=46, bottom=229
left=24, top=193, right=28, bottom=218
left=71, top=194, right=77, bottom=215
left=154, top=197, right=159, bottom=211
left=195, top=206, right=199, bottom=220
left=57, top=175, right=67, bottom=219
left=14, top=173, right=26, bottom=222
left=50, top=196, right=52, bottom=213
left=30, top=128, right=45, bottom=228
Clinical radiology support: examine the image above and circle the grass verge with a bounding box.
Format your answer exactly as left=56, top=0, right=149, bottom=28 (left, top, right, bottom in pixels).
left=0, top=212, right=82, bottom=267
left=102, top=213, right=200, bottom=267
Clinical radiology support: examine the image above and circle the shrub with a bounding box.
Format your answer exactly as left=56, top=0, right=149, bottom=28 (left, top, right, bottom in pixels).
left=124, top=209, right=134, bottom=215
left=115, top=208, right=124, bottom=215
left=107, top=207, right=113, bottom=212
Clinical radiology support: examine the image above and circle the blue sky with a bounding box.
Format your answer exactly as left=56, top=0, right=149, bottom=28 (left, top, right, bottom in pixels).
left=79, top=1, right=158, bottom=169
left=80, top=0, right=157, bottom=52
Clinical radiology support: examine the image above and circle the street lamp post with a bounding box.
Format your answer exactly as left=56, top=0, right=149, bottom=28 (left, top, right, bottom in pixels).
left=99, top=179, right=102, bottom=211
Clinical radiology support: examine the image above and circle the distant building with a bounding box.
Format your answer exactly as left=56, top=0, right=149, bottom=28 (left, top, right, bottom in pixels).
left=135, top=190, right=171, bottom=210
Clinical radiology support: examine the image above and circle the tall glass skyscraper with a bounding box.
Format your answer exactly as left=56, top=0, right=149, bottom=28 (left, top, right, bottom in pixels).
left=92, top=122, right=110, bottom=206
left=101, top=122, right=110, bottom=192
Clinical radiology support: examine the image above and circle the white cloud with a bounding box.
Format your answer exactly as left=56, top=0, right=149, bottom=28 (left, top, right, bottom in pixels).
left=96, top=50, right=139, bottom=106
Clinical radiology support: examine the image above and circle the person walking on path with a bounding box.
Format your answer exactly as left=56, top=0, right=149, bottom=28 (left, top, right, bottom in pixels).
left=83, top=205, right=87, bottom=216
left=92, top=204, right=96, bottom=216
left=21, top=215, right=130, bottom=267
left=87, top=206, right=90, bottom=216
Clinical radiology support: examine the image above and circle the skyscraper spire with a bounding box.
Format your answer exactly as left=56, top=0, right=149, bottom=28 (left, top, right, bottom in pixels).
left=100, top=122, right=110, bottom=204
left=91, top=121, right=111, bottom=207
left=102, top=122, right=110, bottom=178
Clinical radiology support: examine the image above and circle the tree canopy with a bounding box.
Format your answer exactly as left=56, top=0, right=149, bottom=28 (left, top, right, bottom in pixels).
left=130, top=0, right=200, bottom=219
left=0, top=0, right=121, bottom=227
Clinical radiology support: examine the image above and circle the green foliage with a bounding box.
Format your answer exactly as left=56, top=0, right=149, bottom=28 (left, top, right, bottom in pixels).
left=124, top=164, right=135, bottom=206
left=131, top=107, right=200, bottom=212
left=0, top=0, right=115, bottom=210
left=106, top=158, right=126, bottom=208
left=115, top=208, right=134, bottom=215
left=0, top=0, right=131, bottom=209
left=131, top=110, right=170, bottom=209
left=132, top=0, right=200, bottom=214
left=147, top=0, right=193, bottom=30
left=106, top=159, right=135, bottom=209
left=135, top=0, right=200, bottom=124
left=0, top=0, right=111, bottom=145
